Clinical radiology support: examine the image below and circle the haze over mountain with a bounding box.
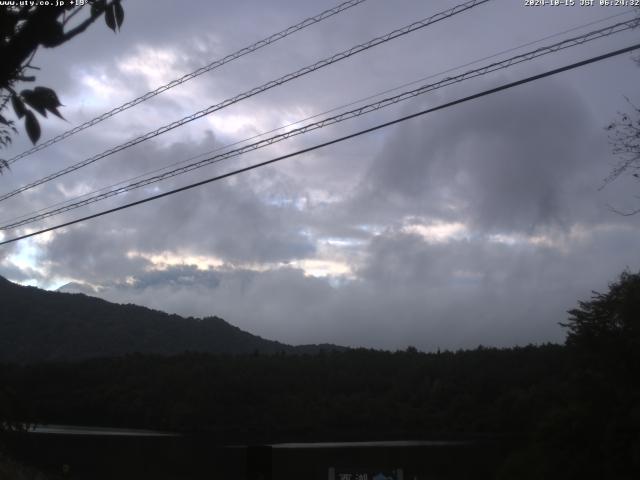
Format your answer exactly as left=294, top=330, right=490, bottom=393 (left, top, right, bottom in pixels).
left=56, top=281, right=100, bottom=296
left=0, top=276, right=341, bottom=363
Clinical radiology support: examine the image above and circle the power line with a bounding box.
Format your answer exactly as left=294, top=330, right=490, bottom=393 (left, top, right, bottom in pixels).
left=0, top=0, right=490, bottom=203
left=358, top=9, right=638, bottom=106
left=3, top=17, right=636, bottom=231
left=4, top=9, right=633, bottom=228
left=2, top=41, right=638, bottom=247
left=5, top=0, right=369, bottom=165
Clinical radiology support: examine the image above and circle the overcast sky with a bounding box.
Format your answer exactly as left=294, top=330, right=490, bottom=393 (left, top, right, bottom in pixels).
left=1, top=0, right=639, bottom=350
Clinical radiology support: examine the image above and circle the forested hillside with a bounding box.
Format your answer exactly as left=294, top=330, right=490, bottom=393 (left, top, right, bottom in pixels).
left=1, top=272, right=638, bottom=477
left=0, top=276, right=338, bottom=362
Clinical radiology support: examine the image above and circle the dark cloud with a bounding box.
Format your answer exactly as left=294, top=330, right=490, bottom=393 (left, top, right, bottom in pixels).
left=347, top=76, right=606, bottom=233
left=43, top=224, right=151, bottom=282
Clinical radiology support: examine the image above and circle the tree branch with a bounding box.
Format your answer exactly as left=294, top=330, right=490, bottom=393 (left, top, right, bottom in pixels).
left=46, top=5, right=105, bottom=48
left=62, top=5, right=85, bottom=27
left=606, top=203, right=640, bottom=217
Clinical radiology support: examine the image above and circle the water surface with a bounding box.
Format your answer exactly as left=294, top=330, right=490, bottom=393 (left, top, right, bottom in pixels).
left=29, top=424, right=178, bottom=437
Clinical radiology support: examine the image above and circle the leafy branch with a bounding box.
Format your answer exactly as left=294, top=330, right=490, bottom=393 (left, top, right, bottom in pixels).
left=0, top=0, right=125, bottom=171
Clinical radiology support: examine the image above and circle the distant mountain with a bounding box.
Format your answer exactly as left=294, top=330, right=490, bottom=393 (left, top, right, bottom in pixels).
left=56, top=281, right=99, bottom=296
left=0, top=276, right=343, bottom=363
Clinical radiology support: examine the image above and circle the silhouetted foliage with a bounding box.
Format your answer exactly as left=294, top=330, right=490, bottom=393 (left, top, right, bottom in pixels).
left=563, top=270, right=640, bottom=355
left=557, top=271, right=640, bottom=479
left=500, top=271, right=640, bottom=479
left=605, top=102, right=640, bottom=214
left=0, top=273, right=638, bottom=477
left=603, top=8, right=640, bottom=214
left=0, top=346, right=568, bottom=440
left=0, top=0, right=124, bottom=168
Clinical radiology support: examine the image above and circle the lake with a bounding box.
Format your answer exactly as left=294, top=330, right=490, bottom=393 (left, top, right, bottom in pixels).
left=3, top=425, right=508, bottom=479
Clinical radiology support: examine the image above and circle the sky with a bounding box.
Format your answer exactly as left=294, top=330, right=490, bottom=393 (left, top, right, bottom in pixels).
left=0, top=0, right=639, bottom=351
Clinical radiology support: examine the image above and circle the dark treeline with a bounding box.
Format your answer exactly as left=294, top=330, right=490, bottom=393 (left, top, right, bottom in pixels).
left=0, top=342, right=636, bottom=478
left=0, top=271, right=638, bottom=478
left=0, top=345, right=566, bottom=438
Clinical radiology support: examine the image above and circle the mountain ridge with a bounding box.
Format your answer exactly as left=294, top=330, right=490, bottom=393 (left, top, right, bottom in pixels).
left=0, top=276, right=344, bottom=363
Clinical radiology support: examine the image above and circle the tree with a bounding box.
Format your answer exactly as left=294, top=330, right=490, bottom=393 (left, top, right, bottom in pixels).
left=604, top=101, right=640, bottom=215
left=562, top=270, right=640, bottom=380
left=0, top=0, right=124, bottom=171
left=559, top=271, right=640, bottom=478
left=562, top=270, right=640, bottom=355
left=602, top=9, right=640, bottom=214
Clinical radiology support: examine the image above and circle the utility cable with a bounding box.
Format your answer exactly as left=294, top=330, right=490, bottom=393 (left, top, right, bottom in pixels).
left=2, top=18, right=637, bottom=230
left=3, top=8, right=633, bottom=228
left=0, top=0, right=490, bottom=203
left=5, top=0, right=369, bottom=165
left=1, top=41, right=638, bottom=247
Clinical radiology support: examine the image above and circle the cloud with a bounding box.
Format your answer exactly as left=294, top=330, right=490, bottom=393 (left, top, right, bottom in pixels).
left=347, top=76, right=607, bottom=234
left=75, top=215, right=638, bottom=352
